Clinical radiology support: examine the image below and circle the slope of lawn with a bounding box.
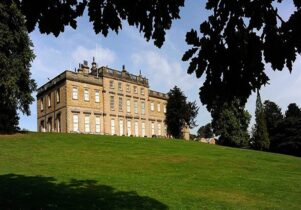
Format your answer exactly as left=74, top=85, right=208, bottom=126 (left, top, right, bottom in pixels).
left=0, top=132, right=300, bottom=209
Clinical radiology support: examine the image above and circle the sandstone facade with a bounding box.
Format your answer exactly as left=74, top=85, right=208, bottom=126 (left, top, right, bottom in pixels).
left=37, top=60, right=190, bottom=140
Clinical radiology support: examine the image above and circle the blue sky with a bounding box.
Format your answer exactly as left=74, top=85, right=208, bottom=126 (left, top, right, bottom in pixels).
left=19, top=1, right=301, bottom=134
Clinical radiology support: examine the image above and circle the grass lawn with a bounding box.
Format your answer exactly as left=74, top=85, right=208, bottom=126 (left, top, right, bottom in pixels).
left=0, top=132, right=300, bottom=209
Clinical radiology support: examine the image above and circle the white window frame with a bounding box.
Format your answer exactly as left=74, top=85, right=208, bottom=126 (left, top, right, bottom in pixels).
left=95, top=116, right=101, bottom=133
left=150, top=102, right=154, bottom=111
left=142, top=122, right=145, bottom=137
left=72, top=87, right=78, bottom=100
left=134, top=101, right=138, bottom=114
left=141, top=101, right=145, bottom=115
left=73, top=114, right=79, bottom=132
left=84, top=115, right=90, bottom=133
left=134, top=121, right=139, bottom=136
left=158, top=123, right=161, bottom=136
left=141, top=88, right=145, bottom=95
left=127, top=120, right=131, bottom=136
left=118, top=82, right=122, bottom=91
left=151, top=122, right=155, bottom=135
left=110, top=96, right=115, bottom=111
left=84, top=89, right=89, bottom=101
left=164, top=105, right=166, bottom=113
left=119, top=97, right=123, bottom=112
left=111, top=119, right=115, bottom=135
left=119, top=119, right=124, bottom=136
left=157, top=103, right=161, bottom=112
left=134, top=86, right=138, bottom=94
left=127, top=99, right=131, bottom=113
left=126, top=84, right=130, bottom=93
left=95, top=90, right=100, bottom=103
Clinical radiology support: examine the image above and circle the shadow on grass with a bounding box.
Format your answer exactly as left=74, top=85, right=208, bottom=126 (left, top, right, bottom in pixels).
left=0, top=174, right=168, bottom=210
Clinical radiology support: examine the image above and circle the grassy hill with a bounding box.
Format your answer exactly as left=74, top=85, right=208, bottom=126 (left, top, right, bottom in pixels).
left=0, top=133, right=300, bottom=209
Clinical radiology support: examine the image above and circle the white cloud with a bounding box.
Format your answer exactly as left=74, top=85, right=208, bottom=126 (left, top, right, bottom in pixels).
left=131, top=50, right=200, bottom=93
left=72, top=45, right=116, bottom=66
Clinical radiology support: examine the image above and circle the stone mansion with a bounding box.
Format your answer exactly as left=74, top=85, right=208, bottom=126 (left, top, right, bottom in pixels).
left=37, top=59, right=189, bottom=140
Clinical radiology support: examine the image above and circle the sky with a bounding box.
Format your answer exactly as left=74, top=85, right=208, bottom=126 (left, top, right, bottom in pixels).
left=19, top=1, right=301, bottom=134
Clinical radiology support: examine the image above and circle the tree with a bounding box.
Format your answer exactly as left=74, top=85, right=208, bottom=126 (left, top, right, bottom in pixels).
left=285, top=103, right=301, bottom=119
left=251, top=91, right=270, bottom=150
left=271, top=103, right=301, bottom=156
left=165, top=86, right=199, bottom=139
left=197, top=123, right=213, bottom=138
left=212, top=98, right=250, bottom=147
left=183, top=0, right=301, bottom=111
left=263, top=100, right=283, bottom=149
left=0, top=1, right=36, bottom=133
left=13, top=0, right=185, bottom=48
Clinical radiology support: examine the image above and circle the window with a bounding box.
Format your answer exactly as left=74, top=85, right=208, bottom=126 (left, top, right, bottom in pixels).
left=157, top=103, right=161, bottom=112
left=56, top=89, right=60, bottom=103
left=56, top=115, right=61, bottom=132
left=118, top=82, right=122, bottom=91
left=164, top=105, right=166, bottom=113
left=133, top=86, right=138, bottom=94
left=95, top=116, right=101, bottom=133
left=142, top=122, right=145, bottom=137
left=119, top=97, right=123, bottom=112
left=40, top=98, right=44, bottom=111
left=40, top=120, right=45, bottom=132
left=134, top=101, right=138, bottom=114
left=73, top=114, right=78, bottom=132
left=119, top=119, right=124, bottom=136
left=72, top=87, right=78, bottom=100
left=158, top=123, right=162, bottom=136
left=95, top=90, right=100, bottom=103
left=134, top=121, right=139, bottom=136
left=141, top=101, right=145, bottom=115
left=127, top=120, right=131, bottom=136
left=111, top=119, right=115, bottom=135
left=126, top=84, right=130, bottom=93
left=47, top=118, right=52, bottom=132
left=84, top=115, right=90, bottom=133
left=151, top=122, right=155, bottom=135
left=150, top=102, right=154, bottom=111
left=110, top=96, right=115, bottom=110
left=47, top=94, right=51, bottom=107
left=110, top=80, right=114, bottom=89
left=141, top=88, right=145, bottom=95
left=126, top=99, right=131, bottom=113
left=84, top=89, right=89, bottom=101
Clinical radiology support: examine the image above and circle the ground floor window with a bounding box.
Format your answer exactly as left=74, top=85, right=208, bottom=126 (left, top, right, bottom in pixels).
left=111, top=119, right=115, bottom=135
left=127, top=120, right=131, bottom=136
left=95, top=116, right=101, bottom=133
left=40, top=120, right=45, bottom=132
left=134, top=121, right=139, bottom=136
left=142, top=122, right=145, bottom=137
left=151, top=122, right=155, bottom=136
left=56, top=115, right=61, bottom=132
left=73, top=114, right=79, bottom=132
left=119, top=119, right=124, bottom=136
left=85, top=115, right=90, bottom=133
left=158, top=123, right=161, bottom=136
left=47, top=118, right=52, bottom=132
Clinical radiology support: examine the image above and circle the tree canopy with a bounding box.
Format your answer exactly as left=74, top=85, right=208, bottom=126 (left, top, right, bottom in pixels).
left=183, top=0, right=301, bottom=110
left=251, top=91, right=269, bottom=150
left=165, top=86, right=198, bottom=139
left=197, top=123, right=213, bottom=138
left=0, top=1, right=36, bottom=133
left=211, top=98, right=250, bottom=147
left=13, top=0, right=184, bottom=48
